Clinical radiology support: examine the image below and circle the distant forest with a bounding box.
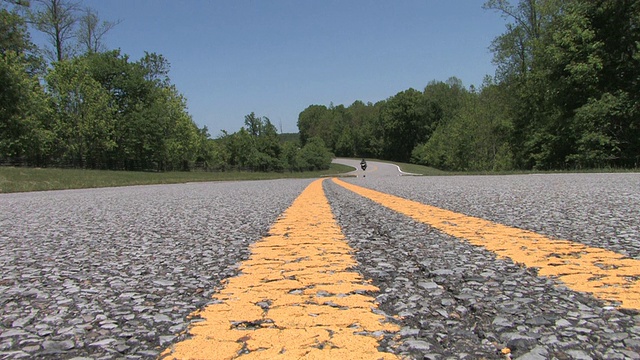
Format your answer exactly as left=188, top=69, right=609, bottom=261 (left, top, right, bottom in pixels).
left=2, top=0, right=639, bottom=173
left=299, top=0, right=640, bottom=171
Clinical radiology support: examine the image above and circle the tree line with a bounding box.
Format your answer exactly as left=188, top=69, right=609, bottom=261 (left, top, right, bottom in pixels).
left=1, top=0, right=332, bottom=172
left=211, top=113, right=332, bottom=172
left=298, top=0, right=640, bottom=171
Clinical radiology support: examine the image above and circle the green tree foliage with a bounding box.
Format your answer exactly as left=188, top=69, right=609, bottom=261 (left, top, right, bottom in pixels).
left=46, top=56, right=114, bottom=168
left=151, top=86, right=200, bottom=171
left=212, top=113, right=332, bottom=172
left=295, top=0, right=640, bottom=172
left=0, top=7, right=50, bottom=165
left=297, top=104, right=332, bottom=147
left=412, top=79, right=514, bottom=171
left=0, top=51, right=51, bottom=165
left=0, top=6, right=209, bottom=172
left=344, top=100, right=381, bottom=158
left=542, top=0, right=640, bottom=168
left=486, top=0, right=640, bottom=169
left=0, top=6, right=41, bottom=72
left=70, top=50, right=203, bottom=171
left=297, top=101, right=382, bottom=159
left=296, top=137, right=332, bottom=171
left=41, top=51, right=205, bottom=171
left=483, top=0, right=559, bottom=80
left=277, top=132, right=299, bottom=144
left=379, top=88, right=439, bottom=162
left=279, top=141, right=299, bottom=170
left=484, top=0, right=563, bottom=169
left=297, top=77, right=477, bottom=167
left=241, top=113, right=283, bottom=171
left=3, top=7, right=328, bottom=174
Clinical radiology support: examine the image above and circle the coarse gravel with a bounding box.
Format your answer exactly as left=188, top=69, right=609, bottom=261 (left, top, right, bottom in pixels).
left=323, top=176, right=640, bottom=359
left=0, top=179, right=313, bottom=359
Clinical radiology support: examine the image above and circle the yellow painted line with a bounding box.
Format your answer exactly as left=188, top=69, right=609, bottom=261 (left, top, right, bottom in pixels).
left=332, top=178, right=640, bottom=310
left=161, top=179, right=399, bottom=360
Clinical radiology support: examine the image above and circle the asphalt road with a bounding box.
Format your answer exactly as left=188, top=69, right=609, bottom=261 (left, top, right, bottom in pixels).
left=1, top=169, right=639, bottom=359
left=333, top=158, right=419, bottom=177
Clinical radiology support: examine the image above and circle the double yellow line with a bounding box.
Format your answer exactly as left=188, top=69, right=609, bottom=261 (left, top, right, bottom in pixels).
left=161, top=179, right=399, bottom=360
left=162, top=178, right=640, bottom=359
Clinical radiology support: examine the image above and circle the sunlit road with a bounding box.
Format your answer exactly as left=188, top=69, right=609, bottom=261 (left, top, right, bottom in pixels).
left=1, top=169, right=639, bottom=359
left=332, top=158, right=419, bottom=177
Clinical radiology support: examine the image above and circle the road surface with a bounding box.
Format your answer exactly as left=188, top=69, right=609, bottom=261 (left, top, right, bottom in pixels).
left=332, top=158, right=420, bottom=177
left=1, top=171, right=639, bottom=359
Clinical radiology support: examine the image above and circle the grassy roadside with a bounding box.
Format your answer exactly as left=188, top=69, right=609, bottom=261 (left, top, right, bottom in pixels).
left=3, top=161, right=636, bottom=194
left=0, top=163, right=355, bottom=194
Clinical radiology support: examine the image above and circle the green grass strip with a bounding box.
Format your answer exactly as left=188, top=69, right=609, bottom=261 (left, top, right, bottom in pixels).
left=0, top=164, right=355, bottom=193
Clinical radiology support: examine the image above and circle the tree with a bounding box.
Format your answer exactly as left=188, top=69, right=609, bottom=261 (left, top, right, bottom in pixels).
left=334, top=124, right=355, bottom=157
left=213, top=114, right=282, bottom=172
left=46, top=56, right=114, bottom=168
left=30, top=0, right=79, bottom=62
left=541, top=0, right=640, bottom=168
left=344, top=100, right=381, bottom=158
left=237, top=113, right=282, bottom=171
left=139, top=51, right=169, bottom=85
left=244, top=112, right=261, bottom=137
left=413, top=79, right=514, bottom=171
left=423, top=77, right=466, bottom=122
left=1, top=7, right=30, bottom=54
left=297, top=104, right=333, bottom=147
left=484, top=0, right=567, bottom=169
left=0, top=7, right=50, bottom=165
left=0, top=50, right=51, bottom=165
left=483, top=0, right=560, bottom=79
left=81, top=49, right=203, bottom=171
left=379, top=88, right=439, bottom=162
left=163, top=89, right=199, bottom=171
left=83, top=50, right=148, bottom=169
left=483, top=0, right=640, bottom=169
left=76, top=6, right=119, bottom=54
left=1, top=7, right=42, bottom=73
left=296, top=137, right=332, bottom=171
left=280, top=141, right=299, bottom=171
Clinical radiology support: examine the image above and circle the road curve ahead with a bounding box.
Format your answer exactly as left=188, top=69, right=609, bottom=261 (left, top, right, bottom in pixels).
left=332, top=158, right=419, bottom=178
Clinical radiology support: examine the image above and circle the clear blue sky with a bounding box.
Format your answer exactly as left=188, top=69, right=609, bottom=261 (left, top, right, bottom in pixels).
left=37, top=1, right=508, bottom=136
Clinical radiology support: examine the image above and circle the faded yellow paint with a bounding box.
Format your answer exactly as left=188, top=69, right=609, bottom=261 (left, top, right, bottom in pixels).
left=161, top=179, right=399, bottom=360
left=333, top=178, right=640, bottom=310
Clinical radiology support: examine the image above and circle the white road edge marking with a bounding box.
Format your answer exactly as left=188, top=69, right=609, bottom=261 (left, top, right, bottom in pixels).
left=394, top=165, right=421, bottom=176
